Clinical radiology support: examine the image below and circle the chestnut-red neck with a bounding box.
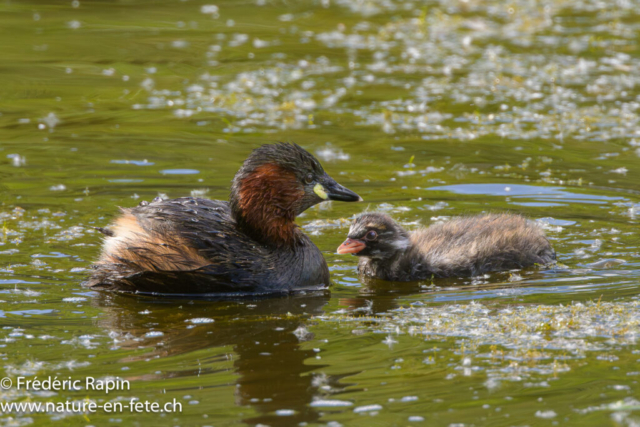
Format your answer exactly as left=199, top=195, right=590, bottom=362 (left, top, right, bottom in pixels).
left=232, top=163, right=304, bottom=247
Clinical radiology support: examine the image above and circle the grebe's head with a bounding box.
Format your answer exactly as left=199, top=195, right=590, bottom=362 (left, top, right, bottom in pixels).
left=230, top=143, right=361, bottom=245
left=337, top=213, right=410, bottom=260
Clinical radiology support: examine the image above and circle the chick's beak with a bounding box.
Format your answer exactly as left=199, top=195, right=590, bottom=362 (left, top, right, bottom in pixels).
left=321, top=178, right=362, bottom=202
left=337, top=238, right=366, bottom=254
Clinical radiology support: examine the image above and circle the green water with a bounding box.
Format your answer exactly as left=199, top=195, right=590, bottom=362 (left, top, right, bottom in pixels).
left=1, top=0, right=640, bottom=425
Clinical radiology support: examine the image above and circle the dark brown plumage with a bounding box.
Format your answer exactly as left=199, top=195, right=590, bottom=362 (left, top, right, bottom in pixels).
left=84, top=143, right=362, bottom=295
left=337, top=212, right=556, bottom=281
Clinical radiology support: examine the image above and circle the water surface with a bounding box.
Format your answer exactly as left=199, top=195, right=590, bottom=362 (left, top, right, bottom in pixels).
left=1, top=0, right=640, bottom=425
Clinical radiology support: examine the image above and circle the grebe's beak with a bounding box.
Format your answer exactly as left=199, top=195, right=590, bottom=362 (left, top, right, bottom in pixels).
left=337, top=238, right=366, bottom=254
left=320, top=179, right=362, bottom=202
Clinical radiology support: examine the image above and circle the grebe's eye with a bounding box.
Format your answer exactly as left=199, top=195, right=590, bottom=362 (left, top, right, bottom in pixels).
left=305, top=173, right=314, bottom=184
left=365, top=230, right=377, bottom=241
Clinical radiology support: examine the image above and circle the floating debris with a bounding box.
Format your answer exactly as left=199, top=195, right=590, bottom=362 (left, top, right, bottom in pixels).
left=293, top=326, right=314, bottom=341
left=7, top=154, right=26, bottom=167
left=310, top=399, right=353, bottom=408
left=62, top=297, right=87, bottom=302
left=39, top=112, right=60, bottom=130
left=200, top=4, right=219, bottom=18
left=535, top=410, right=557, bottom=419
left=354, top=404, right=383, bottom=413
left=186, top=318, right=215, bottom=324
left=318, top=300, right=640, bottom=383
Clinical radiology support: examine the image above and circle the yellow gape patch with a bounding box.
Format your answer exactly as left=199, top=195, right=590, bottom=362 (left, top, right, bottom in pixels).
left=314, top=183, right=328, bottom=199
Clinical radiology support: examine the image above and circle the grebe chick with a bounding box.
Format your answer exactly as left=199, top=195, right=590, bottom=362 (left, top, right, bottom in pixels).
left=85, top=143, right=362, bottom=295
left=337, top=212, right=555, bottom=281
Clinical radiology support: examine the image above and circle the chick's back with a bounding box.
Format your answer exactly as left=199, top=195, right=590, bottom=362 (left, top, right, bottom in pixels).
left=408, top=214, right=555, bottom=277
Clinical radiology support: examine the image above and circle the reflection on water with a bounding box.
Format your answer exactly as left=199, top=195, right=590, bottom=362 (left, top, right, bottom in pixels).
left=428, top=183, right=624, bottom=205
left=93, top=293, right=332, bottom=426
left=1, top=0, right=640, bottom=425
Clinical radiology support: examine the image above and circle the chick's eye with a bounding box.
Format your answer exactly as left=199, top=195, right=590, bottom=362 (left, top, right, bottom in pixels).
left=365, top=230, right=378, bottom=241
left=305, top=173, right=314, bottom=184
